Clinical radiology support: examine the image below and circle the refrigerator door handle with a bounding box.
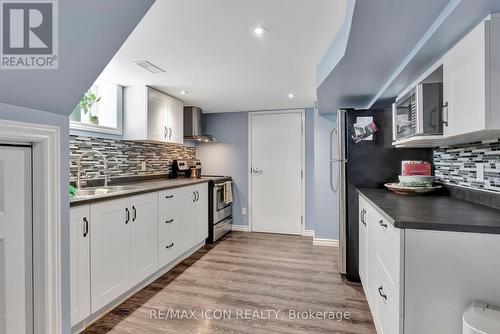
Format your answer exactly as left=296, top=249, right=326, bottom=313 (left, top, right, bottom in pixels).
left=330, top=128, right=339, bottom=192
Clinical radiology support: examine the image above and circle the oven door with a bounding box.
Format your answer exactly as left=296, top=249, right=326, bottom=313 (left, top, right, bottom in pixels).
left=213, top=183, right=232, bottom=223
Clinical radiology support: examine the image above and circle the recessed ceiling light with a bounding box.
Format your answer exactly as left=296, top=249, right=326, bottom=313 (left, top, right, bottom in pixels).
left=253, top=26, right=266, bottom=36
left=180, top=90, right=188, bottom=95
left=288, top=93, right=295, bottom=99
left=134, top=60, right=165, bottom=73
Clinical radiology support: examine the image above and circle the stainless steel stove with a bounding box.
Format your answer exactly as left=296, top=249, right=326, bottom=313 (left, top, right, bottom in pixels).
left=203, top=176, right=233, bottom=243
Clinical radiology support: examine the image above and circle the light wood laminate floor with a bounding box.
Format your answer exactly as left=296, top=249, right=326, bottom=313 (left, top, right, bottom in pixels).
left=83, top=232, right=376, bottom=334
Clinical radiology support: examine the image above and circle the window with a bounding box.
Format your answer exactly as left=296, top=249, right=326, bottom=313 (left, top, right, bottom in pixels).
left=70, top=79, right=123, bottom=135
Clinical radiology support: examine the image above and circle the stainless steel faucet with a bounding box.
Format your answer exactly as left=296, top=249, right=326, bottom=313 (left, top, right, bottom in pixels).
left=76, top=150, right=108, bottom=189
left=105, top=156, right=119, bottom=186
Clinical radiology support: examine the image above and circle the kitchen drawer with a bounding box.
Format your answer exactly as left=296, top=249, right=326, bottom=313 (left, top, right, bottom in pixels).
left=373, top=212, right=402, bottom=301
left=158, top=237, right=180, bottom=268
left=158, top=210, right=182, bottom=242
left=373, top=260, right=402, bottom=334
left=158, top=188, right=184, bottom=215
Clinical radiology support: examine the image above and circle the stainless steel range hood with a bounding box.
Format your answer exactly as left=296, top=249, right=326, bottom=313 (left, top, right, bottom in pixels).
left=183, top=106, right=218, bottom=143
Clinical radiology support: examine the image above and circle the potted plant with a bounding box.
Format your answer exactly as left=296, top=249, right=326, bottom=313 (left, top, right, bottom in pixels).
left=72, top=91, right=101, bottom=124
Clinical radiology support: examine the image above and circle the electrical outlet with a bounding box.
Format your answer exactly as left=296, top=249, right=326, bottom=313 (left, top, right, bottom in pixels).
left=241, top=207, right=247, bottom=216
left=141, top=161, right=146, bottom=172
left=476, top=163, right=484, bottom=182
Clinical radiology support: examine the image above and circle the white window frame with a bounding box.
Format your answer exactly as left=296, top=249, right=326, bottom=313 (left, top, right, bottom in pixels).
left=0, top=119, right=62, bottom=334
left=70, top=81, right=123, bottom=136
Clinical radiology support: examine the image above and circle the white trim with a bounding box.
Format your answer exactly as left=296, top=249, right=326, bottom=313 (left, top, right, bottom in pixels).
left=231, top=225, right=250, bottom=232
left=247, top=109, right=306, bottom=235
left=0, top=120, right=62, bottom=334
left=313, top=238, right=339, bottom=247
left=302, top=230, right=314, bottom=237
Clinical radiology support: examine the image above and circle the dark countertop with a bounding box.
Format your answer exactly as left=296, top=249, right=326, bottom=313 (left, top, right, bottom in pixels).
left=357, top=188, right=500, bottom=234
left=70, top=177, right=226, bottom=207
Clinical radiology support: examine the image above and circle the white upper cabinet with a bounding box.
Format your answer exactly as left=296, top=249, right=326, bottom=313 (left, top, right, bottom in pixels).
left=441, top=15, right=499, bottom=137
left=124, top=86, right=184, bottom=144
left=167, top=97, right=184, bottom=144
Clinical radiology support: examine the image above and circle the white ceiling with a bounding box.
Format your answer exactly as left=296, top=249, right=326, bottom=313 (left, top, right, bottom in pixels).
left=99, top=0, right=347, bottom=113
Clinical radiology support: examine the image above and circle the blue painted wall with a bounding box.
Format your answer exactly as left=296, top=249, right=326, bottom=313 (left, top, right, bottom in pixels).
left=313, top=109, right=339, bottom=240
left=196, top=112, right=249, bottom=227
left=197, top=108, right=321, bottom=234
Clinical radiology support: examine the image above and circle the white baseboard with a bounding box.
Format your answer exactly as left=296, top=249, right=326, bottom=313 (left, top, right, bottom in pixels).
left=313, top=238, right=339, bottom=247
left=302, top=229, right=314, bottom=237
left=232, top=224, right=250, bottom=232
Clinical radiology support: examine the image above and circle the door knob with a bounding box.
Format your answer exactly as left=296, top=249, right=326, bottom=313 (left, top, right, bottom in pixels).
left=252, top=167, right=264, bottom=174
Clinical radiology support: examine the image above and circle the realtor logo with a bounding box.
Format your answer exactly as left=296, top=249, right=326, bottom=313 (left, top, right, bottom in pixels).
left=1, top=0, right=58, bottom=69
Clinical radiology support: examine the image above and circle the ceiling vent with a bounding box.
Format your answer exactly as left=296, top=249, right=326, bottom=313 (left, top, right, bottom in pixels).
left=134, top=60, right=165, bottom=73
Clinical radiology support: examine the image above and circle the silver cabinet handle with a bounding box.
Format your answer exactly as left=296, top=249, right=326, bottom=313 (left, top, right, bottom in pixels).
left=125, top=208, right=130, bottom=224
left=132, top=206, right=137, bottom=222
left=165, top=194, right=174, bottom=199
left=378, top=286, right=387, bottom=300
left=164, top=126, right=167, bottom=138
left=165, top=242, right=174, bottom=249
left=379, top=219, right=387, bottom=228
left=165, top=219, right=174, bottom=224
left=169, top=127, right=172, bottom=139
left=193, top=191, right=196, bottom=202
left=442, top=102, right=449, bottom=127
left=196, top=190, right=199, bottom=201
left=360, top=209, right=366, bottom=226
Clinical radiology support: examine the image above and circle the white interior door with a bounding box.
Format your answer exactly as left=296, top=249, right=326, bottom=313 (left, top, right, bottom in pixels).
left=0, top=145, right=33, bottom=334
left=250, top=111, right=303, bottom=235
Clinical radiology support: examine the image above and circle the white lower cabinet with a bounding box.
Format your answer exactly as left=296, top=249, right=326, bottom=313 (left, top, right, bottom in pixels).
left=157, top=184, right=208, bottom=268
left=129, top=193, right=159, bottom=284
left=70, top=182, right=209, bottom=331
left=358, top=194, right=500, bottom=334
left=90, top=197, right=131, bottom=313
left=194, top=183, right=209, bottom=244
left=359, top=196, right=403, bottom=334
left=70, top=206, right=91, bottom=327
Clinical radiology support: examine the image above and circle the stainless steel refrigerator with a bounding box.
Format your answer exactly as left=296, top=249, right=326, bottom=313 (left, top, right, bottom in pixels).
left=331, top=108, right=432, bottom=282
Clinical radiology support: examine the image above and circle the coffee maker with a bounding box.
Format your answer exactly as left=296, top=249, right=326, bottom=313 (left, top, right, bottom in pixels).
left=170, top=160, right=190, bottom=178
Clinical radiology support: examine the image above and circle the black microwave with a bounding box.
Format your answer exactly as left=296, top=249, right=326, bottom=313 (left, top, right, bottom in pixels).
left=392, top=82, right=443, bottom=141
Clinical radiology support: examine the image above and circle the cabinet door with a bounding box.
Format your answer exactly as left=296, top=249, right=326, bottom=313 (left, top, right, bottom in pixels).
left=358, top=197, right=368, bottom=289
left=147, top=87, right=167, bottom=141
left=442, top=21, right=486, bottom=137
left=194, top=183, right=209, bottom=244
left=177, top=187, right=196, bottom=254
left=70, top=206, right=91, bottom=326
left=129, top=193, right=159, bottom=284
left=167, top=97, right=184, bottom=144
left=90, top=198, right=130, bottom=312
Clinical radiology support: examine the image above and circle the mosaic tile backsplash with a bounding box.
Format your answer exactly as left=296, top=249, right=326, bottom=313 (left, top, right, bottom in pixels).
left=434, top=139, right=500, bottom=192
left=70, top=135, right=196, bottom=183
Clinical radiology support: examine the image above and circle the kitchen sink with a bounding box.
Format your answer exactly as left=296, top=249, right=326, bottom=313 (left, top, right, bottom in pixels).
left=74, top=185, right=141, bottom=198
